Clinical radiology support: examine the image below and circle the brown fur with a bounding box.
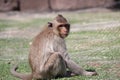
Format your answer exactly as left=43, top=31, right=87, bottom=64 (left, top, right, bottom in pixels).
left=11, top=14, right=97, bottom=80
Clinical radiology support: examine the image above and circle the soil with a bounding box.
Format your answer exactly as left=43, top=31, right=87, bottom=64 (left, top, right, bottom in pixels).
left=0, top=8, right=120, bottom=38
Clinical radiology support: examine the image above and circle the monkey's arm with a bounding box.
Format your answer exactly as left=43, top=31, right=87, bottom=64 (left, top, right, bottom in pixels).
left=60, top=53, right=86, bottom=75
left=65, top=59, right=86, bottom=75
left=64, top=54, right=97, bottom=76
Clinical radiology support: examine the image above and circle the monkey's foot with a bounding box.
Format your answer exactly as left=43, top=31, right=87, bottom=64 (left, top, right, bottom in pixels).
left=84, top=71, right=98, bottom=76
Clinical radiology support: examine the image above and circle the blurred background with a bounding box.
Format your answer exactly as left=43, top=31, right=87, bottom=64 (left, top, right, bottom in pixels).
left=0, top=0, right=120, bottom=80
left=0, top=0, right=120, bottom=12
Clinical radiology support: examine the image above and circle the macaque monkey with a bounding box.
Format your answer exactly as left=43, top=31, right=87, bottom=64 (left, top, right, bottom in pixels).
left=11, top=14, right=97, bottom=80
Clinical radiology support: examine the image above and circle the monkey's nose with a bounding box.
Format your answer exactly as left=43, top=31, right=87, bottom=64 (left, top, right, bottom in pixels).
left=63, top=30, right=68, bottom=34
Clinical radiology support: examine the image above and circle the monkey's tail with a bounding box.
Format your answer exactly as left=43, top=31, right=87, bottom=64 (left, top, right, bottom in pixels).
left=10, top=64, right=32, bottom=80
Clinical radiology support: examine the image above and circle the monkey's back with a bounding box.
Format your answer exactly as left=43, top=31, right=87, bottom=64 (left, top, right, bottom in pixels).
left=28, top=27, right=55, bottom=73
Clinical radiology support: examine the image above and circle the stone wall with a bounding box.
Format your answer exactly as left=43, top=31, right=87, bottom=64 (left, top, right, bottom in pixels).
left=50, top=0, right=113, bottom=11
left=0, top=0, right=18, bottom=11
left=0, top=0, right=114, bottom=12
left=20, top=0, right=50, bottom=12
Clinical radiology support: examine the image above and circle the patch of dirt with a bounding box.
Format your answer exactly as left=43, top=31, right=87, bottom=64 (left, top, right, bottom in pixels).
left=0, top=21, right=120, bottom=39
left=0, top=12, right=55, bottom=22
left=0, top=8, right=115, bottom=21
left=0, top=27, right=41, bottom=39
left=71, top=21, right=120, bottom=32
left=87, top=62, right=102, bottom=67
left=0, top=8, right=120, bottom=39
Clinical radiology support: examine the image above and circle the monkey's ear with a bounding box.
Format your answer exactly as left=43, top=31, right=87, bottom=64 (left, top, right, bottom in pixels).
left=48, top=22, right=53, bottom=27
left=58, top=14, right=63, bottom=17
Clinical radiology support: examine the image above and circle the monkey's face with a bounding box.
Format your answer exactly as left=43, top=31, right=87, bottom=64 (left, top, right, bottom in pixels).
left=58, top=24, right=70, bottom=38
left=48, top=14, right=70, bottom=38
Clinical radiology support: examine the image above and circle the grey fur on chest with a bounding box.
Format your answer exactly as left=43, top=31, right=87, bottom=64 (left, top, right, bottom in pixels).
left=53, top=36, right=67, bottom=53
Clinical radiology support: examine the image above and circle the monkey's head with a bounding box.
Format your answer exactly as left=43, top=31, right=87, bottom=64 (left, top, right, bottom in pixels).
left=48, top=14, right=70, bottom=38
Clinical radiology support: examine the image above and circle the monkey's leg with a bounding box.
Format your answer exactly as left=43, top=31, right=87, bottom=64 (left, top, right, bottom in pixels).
left=32, top=53, right=66, bottom=80
left=66, top=60, right=97, bottom=76
left=44, top=53, right=67, bottom=78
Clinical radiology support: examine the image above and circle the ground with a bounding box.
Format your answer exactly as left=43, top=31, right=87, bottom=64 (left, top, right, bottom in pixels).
left=0, top=8, right=120, bottom=80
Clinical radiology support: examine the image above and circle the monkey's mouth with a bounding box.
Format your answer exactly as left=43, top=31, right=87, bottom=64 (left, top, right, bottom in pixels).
left=64, top=33, right=68, bottom=35
left=60, top=34, right=68, bottom=38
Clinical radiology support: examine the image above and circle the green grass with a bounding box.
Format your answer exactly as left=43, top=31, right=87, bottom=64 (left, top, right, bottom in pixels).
left=0, top=11, right=120, bottom=80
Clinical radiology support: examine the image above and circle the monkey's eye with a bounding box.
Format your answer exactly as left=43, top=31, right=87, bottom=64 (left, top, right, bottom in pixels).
left=64, top=24, right=70, bottom=29
left=58, top=25, right=64, bottom=27
left=59, top=24, right=70, bottom=28
left=65, top=24, right=70, bottom=27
